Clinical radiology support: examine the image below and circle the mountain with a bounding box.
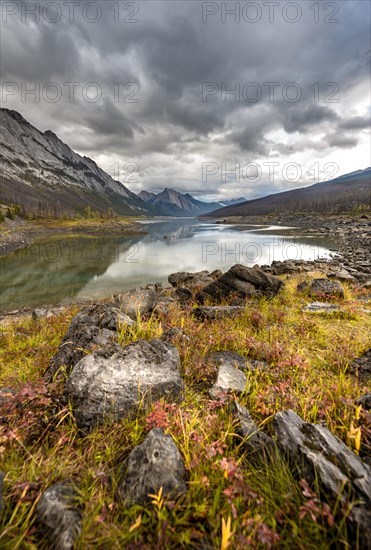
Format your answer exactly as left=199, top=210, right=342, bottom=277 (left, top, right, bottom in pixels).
left=202, top=168, right=371, bottom=218
left=137, top=188, right=246, bottom=217
left=0, top=108, right=160, bottom=217
left=138, top=190, right=157, bottom=203
left=217, top=197, right=247, bottom=207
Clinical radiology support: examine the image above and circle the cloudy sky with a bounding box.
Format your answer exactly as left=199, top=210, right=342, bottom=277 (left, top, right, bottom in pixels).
left=1, top=0, right=370, bottom=201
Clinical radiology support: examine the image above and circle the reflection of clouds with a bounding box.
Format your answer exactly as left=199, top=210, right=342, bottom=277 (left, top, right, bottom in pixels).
left=77, top=224, right=332, bottom=300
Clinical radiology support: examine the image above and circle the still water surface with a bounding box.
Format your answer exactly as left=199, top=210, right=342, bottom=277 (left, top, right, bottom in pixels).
left=0, top=219, right=337, bottom=311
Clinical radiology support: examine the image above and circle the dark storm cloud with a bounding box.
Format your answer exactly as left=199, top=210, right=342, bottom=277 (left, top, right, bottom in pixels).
left=1, top=0, right=370, bottom=198
left=80, top=97, right=144, bottom=138
left=282, top=104, right=339, bottom=134
left=327, top=134, right=359, bottom=149
left=339, top=116, right=370, bottom=130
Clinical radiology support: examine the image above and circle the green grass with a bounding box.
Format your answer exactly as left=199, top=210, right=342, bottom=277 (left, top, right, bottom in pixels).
left=0, top=276, right=370, bottom=548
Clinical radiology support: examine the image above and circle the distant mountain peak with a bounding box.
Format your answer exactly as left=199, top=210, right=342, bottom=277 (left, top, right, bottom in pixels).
left=136, top=188, right=246, bottom=217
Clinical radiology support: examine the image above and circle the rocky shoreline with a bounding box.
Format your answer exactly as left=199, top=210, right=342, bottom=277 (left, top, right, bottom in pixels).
left=212, top=213, right=371, bottom=283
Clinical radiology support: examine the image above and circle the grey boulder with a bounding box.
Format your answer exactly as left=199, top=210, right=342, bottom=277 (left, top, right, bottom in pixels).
left=46, top=304, right=134, bottom=380
left=66, top=340, right=184, bottom=432
left=35, top=481, right=82, bottom=550
left=196, top=264, right=283, bottom=304
left=174, top=287, right=193, bottom=305
left=116, top=288, right=157, bottom=319
left=274, top=410, right=371, bottom=506
left=274, top=410, right=371, bottom=548
left=298, top=278, right=344, bottom=298
left=120, top=428, right=186, bottom=505
left=168, top=270, right=219, bottom=289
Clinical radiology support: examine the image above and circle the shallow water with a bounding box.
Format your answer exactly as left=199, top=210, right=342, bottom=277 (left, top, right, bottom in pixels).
left=0, top=219, right=336, bottom=311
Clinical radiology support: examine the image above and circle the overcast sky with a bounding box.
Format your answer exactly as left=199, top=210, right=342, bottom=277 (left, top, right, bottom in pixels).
left=1, top=0, right=370, bottom=201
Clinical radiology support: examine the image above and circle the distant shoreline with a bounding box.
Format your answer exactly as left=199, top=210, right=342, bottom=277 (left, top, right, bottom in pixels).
left=0, top=217, right=147, bottom=258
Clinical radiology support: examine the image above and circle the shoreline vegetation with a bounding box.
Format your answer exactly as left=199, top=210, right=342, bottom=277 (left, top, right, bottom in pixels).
left=0, top=215, right=148, bottom=258
left=0, top=212, right=370, bottom=548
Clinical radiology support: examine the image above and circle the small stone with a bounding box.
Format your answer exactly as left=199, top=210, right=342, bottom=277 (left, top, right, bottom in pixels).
left=210, top=363, right=247, bottom=398
left=35, top=481, right=82, bottom=550
left=119, top=428, right=186, bottom=505
left=302, top=302, right=343, bottom=313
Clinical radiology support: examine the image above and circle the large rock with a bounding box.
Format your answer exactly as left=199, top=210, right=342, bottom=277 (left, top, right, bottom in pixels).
left=298, top=278, right=344, bottom=298
left=116, top=288, right=157, bottom=319
left=274, top=410, right=371, bottom=548
left=231, top=402, right=275, bottom=458
left=66, top=340, right=184, bottom=432
left=193, top=306, right=245, bottom=321
left=274, top=410, right=371, bottom=504
left=196, top=264, right=283, bottom=304
left=270, top=260, right=302, bottom=275
left=174, top=287, right=193, bottom=305
left=168, top=270, right=220, bottom=290
left=119, top=428, right=186, bottom=505
left=35, top=481, right=82, bottom=550
left=46, top=304, right=134, bottom=380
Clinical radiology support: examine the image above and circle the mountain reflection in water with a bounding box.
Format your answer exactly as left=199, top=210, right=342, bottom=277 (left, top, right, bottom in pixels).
left=0, top=220, right=336, bottom=311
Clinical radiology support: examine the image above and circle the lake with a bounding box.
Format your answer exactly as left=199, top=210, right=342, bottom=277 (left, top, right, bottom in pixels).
left=0, top=219, right=337, bottom=311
